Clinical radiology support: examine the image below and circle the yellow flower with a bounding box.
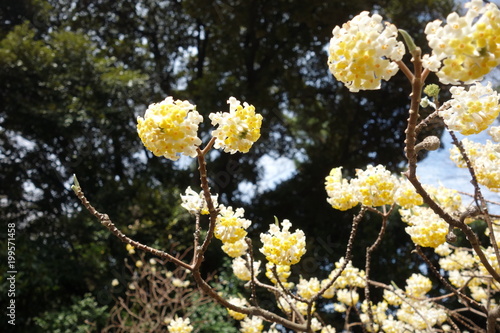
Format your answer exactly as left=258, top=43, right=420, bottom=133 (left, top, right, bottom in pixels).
left=325, top=167, right=359, bottom=211
left=424, top=0, right=500, bottom=84
left=441, top=82, right=500, bottom=135
left=209, top=97, right=263, bottom=154
left=214, top=205, right=251, bottom=244
left=260, top=219, right=306, bottom=266
left=137, top=97, right=203, bottom=161
left=352, top=165, right=398, bottom=207
left=328, top=11, right=404, bottom=92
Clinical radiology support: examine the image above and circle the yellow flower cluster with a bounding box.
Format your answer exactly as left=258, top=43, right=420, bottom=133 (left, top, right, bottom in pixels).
left=180, top=186, right=218, bottom=215
left=353, top=165, right=399, bottom=207
left=222, top=238, right=248, bottom=258
left=167, top=317, right=193, bottom=333
left=328, top=11, right=404, bottom=92
left=450, top=138, right=500, bottom=191
left=401, top=206, right=448, bottom=248
left=296, top=277, right=321, bottom=300
left=240, top=316, right=264, bottom=333
left=423, top=0, right=500, bottom=84
left=137, top=97, right=203, bottom=161
left=265, top=262, right=292, bottom=288
left=325, top=165, right=399, bottom=210
left=226, top=297, right=248, bottom=320
left=259, top=219, right=306, bottom=266
left=232, top=257, right=261, bottom=281
left=325, top=167, right=359, bottom=211
left=394, top=179, right=423, bottom=208
left=441, top=82, right=500, bottom=135
left=209, top=97, right=263, bottom=154
left=214, top=205, right=251, bottom=244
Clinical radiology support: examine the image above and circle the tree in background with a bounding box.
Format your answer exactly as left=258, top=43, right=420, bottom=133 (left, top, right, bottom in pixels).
left=0, top=0, right=455, bottom=331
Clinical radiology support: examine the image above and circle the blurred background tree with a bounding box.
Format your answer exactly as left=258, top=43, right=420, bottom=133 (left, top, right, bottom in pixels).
left=0, top=0, right=454, bottom=331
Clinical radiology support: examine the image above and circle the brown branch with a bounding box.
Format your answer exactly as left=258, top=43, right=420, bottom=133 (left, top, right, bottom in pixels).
left=71, top=180, right=192, bottom=271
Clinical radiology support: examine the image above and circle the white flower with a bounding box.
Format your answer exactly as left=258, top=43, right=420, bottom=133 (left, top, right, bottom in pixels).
left=167, top=317, right=193, bottom=333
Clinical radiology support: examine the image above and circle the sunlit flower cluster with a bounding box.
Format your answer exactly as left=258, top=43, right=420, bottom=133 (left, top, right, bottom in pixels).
left=336, top=289, right=359, bottom=307
left=214, top=205, right=252, bottom=244
left=359, top=300, right=388, bottom=332
left=209, top=97, right=263, bottom=154
left=405, top=273, right=432, bottom=298
left=297, top=277, right=321, bottom=300
left=423, top=0, right=500, bottom=84
left=424, top=184, right=462, bottom=213
left=325, top=167, right=358, bottom=211
left=441, top=82, right=500, bottom=135
left=222, top=238, right=249, bottom=258
left=232, top=256, right=261, bottom=281
left=401, top=206, right=448, bottom=248
left=328, top=11, right=405, bottom=92
left=180, top=186, right=218, bottom=215
left=489, top=126, right=500, bottom=142
left=167, top=317, right=193, bottom=333
left=395, top=301, right=447, bottom=330
left=353, top=165, right=399, bottom=207
left=137, top=97, right=203, bottom=161
left=450, top=138, right=500, bottom=191
left=260, top=219, right=306, bottom=266
left=325, top=165, right=398, bottom=210
left=227, top=297, right=248, bottom=320
left=265, top=262, right=292, bottom=288
left=394, top=178, right=423, bottom=208
left=240, top=316, right=264, bottom=333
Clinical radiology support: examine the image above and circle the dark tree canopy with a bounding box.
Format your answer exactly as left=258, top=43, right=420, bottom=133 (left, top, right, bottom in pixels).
left=0, top=0, right=455, bottom=331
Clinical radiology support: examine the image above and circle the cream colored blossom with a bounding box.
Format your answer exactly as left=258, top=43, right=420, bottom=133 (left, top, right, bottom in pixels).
left=167, top=317, right=193, bottom=333
left=328, top=11, right=404, bottom=92
left=232, top=257, right=261, bottom=281
left=450, top=139, right=500, bottom=191
left=126, top=243, right=135, bottom=254
left=441, top=82, right=500, bottom=135
left=260, top=219, right=306, bottom=266
left=265, top=262, right=292, bottom=288
left=394, top=178, right=423, bottom=208
left=329, top=257, right=366, bottom=289
left=424, top=0, right=500, bottom=84
left=325, top=167, right=359, bottom=211
left=439, top=248, right=476, bottom=271
left=137, top=97, right=203, bottom=161
left=209, top=97, right=263, bottom=154
left=337, top=289, right=359, bottom=307
left=489, top=126, right=500, bottom=142
left=240, top=316, right=264, bottom=333
left=352, top=164, right=399, bottom=207
left=401, top=206, right=448, bottom=248
left=222, top=238, right=248, bottom=258
left=297, top=277, right=321, bottom=300
left=214, top=205, right=251, bottom=243
left=321, top=325, right=336, bottom=333
left=425, top=184, right=462, bottom=213
left=405, top=273, right=432, bottom=298
left=227, top=297, right=248, bottom=320
left=172, top=277, right=189, bottom=288
left=180, top=186, right=218, bottom=215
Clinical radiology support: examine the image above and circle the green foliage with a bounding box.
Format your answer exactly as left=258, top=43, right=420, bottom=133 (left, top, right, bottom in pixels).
left=34, top=293, right=108, bottom=333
